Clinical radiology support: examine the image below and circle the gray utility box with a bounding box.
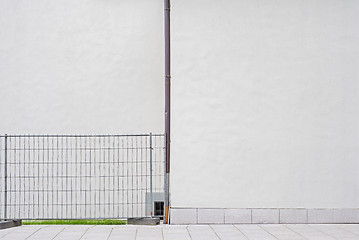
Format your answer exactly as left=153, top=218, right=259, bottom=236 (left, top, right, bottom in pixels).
left=145, top=192, right=165, bottom=218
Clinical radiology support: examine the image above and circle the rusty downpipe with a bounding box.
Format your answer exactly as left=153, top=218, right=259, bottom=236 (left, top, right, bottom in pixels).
left=164, top=0, right=171, bottom=224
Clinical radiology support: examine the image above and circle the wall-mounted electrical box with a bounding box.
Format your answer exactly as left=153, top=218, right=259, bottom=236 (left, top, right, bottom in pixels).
left=146, top=192, right=165, bottom=219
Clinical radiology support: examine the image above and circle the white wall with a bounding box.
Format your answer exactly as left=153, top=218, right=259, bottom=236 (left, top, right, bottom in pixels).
left=171, top=0, right=359, bottom=208
left=0, top=0, right=164, bottom=135
left=1, top=0, right=359, bottom=211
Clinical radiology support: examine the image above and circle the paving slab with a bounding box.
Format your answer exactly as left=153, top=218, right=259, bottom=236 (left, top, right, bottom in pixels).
left=136, top=225, right=163, bottom=240
left=162, top=225, right=191, bottom=240
left=26, top=225, right=65, bottom=240
left=210, top=224, right=247, bottom=240
left=336, top=224, right=359, bottom=236
left=53, top=225, right=93, bottom=240
left=260, top=224, right=304, bottom=240
left=0, top=225, right=41, bottom=240
left=187, top=225, right=219, bottom=240
left=0, top=226, right=19, bottom=238
left=310, top=224, right=359, bottom=240
left=78, top=225, right=113, bottom=240
left=108, top=225, right=138, bottom=240
left=235, top=224, right=278, bottom=240
left=286, top=224, right=337, bottom=240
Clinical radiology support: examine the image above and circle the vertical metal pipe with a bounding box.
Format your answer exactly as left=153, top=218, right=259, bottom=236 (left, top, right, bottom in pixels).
left=4, top=134, right=8, bottom=219
left=164, top=0, right=171, bottom=224
left=149, top=133, right=153, bottom=216
left=164, top=0, right=171, bottom=174
left=164, top=135, right=169, bottom=223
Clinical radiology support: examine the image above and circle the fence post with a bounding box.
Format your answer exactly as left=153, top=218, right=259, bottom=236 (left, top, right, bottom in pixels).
left=4, top=134, right=8, bottom=220
left=150, top=133, right=153, bottom=217
left=149, top=133, right=153, bottom=217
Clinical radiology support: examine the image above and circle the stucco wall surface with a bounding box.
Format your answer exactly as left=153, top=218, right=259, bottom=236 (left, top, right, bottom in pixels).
left=171, top=0, right=359, bottom=208
left=0, top=0, right=164, bottom=134
left=1, top=0, right=359, bottom=210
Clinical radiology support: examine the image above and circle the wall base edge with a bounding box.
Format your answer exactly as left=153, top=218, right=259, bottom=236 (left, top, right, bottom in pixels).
left=169, top=208, right=359, bottom=224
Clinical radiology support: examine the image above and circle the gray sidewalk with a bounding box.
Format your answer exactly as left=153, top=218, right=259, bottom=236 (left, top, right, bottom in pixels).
left=0, top=224, right=359, bottom=240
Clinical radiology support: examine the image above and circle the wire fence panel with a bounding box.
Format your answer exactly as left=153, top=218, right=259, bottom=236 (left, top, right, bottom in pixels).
left=0, top=134, right=165, bottom=220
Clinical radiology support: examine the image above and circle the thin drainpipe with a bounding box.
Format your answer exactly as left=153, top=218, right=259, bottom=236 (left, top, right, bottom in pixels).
left=164, top=0, right=171, bottom=224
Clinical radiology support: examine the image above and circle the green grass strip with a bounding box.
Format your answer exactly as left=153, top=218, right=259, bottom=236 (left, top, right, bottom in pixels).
left=23, top=219, right=126, bottom=225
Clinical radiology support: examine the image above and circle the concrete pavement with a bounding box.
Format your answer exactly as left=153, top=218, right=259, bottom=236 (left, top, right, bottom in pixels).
left=0, top=224, right=359, bottom=240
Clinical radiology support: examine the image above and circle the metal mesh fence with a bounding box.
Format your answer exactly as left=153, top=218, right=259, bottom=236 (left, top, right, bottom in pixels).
left=0, top=134, right=165, bottom=220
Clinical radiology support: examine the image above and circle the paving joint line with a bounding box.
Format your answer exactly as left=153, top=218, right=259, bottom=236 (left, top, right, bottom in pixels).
left=283, top=225, right=309, bottom=240
left=209, top=225, right=222, bottom=240
left=185, top=225, right=193, bottom=240
left=232, top=224, right=249, bottom=240
left=307, top=224, right=337, bottom=240
left=335, top=224, right=359, bottom=237
left=106, top=227, right=114, bottom=240
left=258, top=224, right=280, bottom=240
left=134, top=226, right=139, bottom=240
left=50, top=227, right=66, bottom=240
left=78, top=225, right=95, bottom=240
left=23, top=227, right=42, bottom=240
left=0, top=225, right=19, bottom=239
